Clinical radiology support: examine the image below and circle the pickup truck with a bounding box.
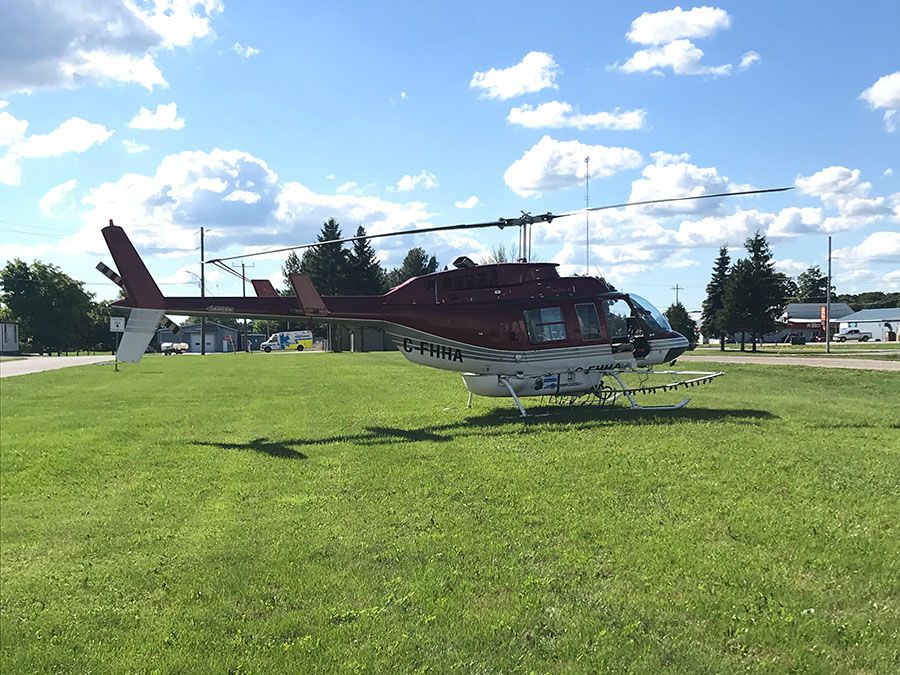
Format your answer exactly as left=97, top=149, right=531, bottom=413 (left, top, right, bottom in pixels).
left=835, top=329, right=872, bottom=342
left=160, top=341, right=190, bottom=354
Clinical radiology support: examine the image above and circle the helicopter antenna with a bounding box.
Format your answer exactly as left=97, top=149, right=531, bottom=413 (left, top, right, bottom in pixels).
left=585, top=156, right=590, bottom=275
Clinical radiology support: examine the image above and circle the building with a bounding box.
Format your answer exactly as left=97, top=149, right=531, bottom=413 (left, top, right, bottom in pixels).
left=328, top=325, right=396, bottom=352
left=772, top=302, right=855, bottom=342
left=838, top=308, right=900, bottom=341
left=1, top=321, right=19, bottom=354
left=156, top=321, right=241, bottom=353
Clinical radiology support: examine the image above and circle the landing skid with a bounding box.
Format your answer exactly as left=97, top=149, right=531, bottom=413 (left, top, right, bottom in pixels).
left=469, top=369, right=723, bottom=418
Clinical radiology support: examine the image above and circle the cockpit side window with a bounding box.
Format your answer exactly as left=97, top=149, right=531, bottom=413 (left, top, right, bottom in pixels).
left=523, top=307, right=567, bottom=343
left=602, top=299, right=633, bottom=342
left=575, top=303, right=605, bottom=341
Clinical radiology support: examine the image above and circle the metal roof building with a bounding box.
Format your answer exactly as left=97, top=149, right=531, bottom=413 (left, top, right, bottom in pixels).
left=838, top=307, right=900, bottom=341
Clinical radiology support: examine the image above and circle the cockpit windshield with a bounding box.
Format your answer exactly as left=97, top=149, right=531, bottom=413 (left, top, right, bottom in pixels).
left=628, top=294, right=672, bottom=333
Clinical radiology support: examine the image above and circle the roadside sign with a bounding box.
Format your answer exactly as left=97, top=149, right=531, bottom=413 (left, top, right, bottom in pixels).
left=110, top=316, right=125, bottom=333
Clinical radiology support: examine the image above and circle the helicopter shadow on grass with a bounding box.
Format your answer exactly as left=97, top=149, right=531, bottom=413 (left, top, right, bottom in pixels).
left=191, top=405, right=776, bottom=458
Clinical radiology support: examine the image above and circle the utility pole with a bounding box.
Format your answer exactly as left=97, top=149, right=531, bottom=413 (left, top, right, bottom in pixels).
left=826, top=235, right=832, bottom=354
left=585, top=156, right=590, bottom=275
left=231, top=260, right=254, bottom=351
left=672, top=283, right=683, bottom=305
left=200, top=227, right=206, bottom=356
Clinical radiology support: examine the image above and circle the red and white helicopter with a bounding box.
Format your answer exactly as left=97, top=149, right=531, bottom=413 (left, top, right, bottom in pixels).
left=97, top=187, right=790, bottom=416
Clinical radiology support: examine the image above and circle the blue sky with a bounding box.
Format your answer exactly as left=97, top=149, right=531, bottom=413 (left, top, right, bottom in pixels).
left=1, top=1, right=898, bottom=310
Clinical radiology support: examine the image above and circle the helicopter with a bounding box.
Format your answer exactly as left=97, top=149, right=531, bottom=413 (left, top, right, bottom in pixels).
left=97, top=186, right=791, bottom=416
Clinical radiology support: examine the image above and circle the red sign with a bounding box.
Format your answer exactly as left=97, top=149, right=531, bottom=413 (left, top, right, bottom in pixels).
left=820, top=305, right=827, bottom=321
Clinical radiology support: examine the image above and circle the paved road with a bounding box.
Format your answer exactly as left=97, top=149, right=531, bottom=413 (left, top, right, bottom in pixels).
left=681, top=354, right=900, bottom=371
left=0, top=355, right=114, bottom=378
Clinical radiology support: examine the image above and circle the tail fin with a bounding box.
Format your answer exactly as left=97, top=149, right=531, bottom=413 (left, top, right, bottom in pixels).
left=252, top=279, right=279, bottom=297
left=289, top=273, right=328, bottom=316
left=102, top=221, right=165, bottom=309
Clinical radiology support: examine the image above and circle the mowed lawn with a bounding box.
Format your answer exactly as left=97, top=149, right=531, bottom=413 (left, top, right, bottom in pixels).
left=1, top=353, right=898, bottom=673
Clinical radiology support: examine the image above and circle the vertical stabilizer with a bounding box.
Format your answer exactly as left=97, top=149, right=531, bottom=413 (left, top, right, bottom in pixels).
left=102, top=222, right=165, bottom=309
left=289, top=274, right=328, bottom=316
left=117, top=308, right=165, bottom=363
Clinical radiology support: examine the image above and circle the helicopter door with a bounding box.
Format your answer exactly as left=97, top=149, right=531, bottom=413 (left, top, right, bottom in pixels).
left=574, top=303, right=606, bottom=342
left=602, top=299, right=633, bottom=350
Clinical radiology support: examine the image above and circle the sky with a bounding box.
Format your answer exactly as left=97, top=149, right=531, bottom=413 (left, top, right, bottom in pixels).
left=1, top=1, right=898, bottom=311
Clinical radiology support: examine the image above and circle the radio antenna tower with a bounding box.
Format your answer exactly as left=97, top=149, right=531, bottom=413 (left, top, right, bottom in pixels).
left=585, top=156, right=590, bottom=275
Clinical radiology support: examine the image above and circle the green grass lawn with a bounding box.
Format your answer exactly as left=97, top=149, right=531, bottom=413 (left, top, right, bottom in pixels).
left=2, top=353, right=898, bottom=673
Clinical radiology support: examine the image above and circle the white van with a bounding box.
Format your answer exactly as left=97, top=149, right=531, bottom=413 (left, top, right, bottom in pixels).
left=260, top=330, right=314, bottom=352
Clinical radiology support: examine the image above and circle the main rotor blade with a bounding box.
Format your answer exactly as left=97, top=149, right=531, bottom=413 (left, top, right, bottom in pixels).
left=555, top=186, right=794, bottom=218
left=206, top=185, right=793, bottom=264
left=207, top=218, right=517, bottom=263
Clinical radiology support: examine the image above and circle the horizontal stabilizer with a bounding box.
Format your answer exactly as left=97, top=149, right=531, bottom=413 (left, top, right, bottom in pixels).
left=289, top=273, right=328, bottom=316
left=117, top=308, right=165, bottom=363
left=96, top=261, right=123, bottom=287
left=160, top=316, right=183, bottom=337
left=252, top=279, right=279, bottom=297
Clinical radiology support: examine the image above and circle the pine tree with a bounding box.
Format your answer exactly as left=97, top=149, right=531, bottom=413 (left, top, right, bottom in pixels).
left=347, top=226, right=386, bottom=294
left=298, top=218, right=351, bottom=295
left=664, top=302, right=698, bottom=347
left=281, top=251, right=302, bottom=294
left=743, top=232, right=789, bottom=351
left=701, top=245, right=730, bottom=351
left=721, top=258, right=755, bottom=351
left=386, top=248, right=438, bottom=287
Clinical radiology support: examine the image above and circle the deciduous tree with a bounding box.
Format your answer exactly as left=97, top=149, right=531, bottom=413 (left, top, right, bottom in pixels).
left=664, top=302, right=698, bottom=347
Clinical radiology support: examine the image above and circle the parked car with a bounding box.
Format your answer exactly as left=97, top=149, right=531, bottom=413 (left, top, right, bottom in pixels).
left=835, top=329, right=872, bottom=342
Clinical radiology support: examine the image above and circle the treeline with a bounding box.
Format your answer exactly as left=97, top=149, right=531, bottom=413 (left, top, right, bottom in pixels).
left=0, top=260, right=115, bottom=353
left=281, top=218, right=438, bottom=296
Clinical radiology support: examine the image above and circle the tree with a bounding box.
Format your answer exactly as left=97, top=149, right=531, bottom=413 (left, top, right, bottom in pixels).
left=347, top=226, right=386, bottom=295
left=700, top=245, right=731, bottom=351
left=793, top=265, right=833, bottom=302
left=0, top=259, right=97, bottom=353
left=386, top=248, right=438, bottom=287
left=720, top=258, right=755, bottom=351
left=481, top=244, right=512, bottom=264
left=743, top=232, right=790, bottom=350
left=834, top=291, right=900, bottom=309
left=664, top=302, right=697, bottom=347
left=281, top=251, right=302, bottom=295
left=298, top=218, right=351, bottom=295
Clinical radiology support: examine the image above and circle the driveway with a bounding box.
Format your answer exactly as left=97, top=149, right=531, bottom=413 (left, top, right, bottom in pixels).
left=681, top=354, right=900, bottom=372
left=0, top=355, right=115, bottom=379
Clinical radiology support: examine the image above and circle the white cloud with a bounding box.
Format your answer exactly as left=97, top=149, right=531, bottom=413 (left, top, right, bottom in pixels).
left=122, top=139, right=149, bottom=154
left=884, top=168, right=894, bottom=177
left=128, top=102, right=185, bottom=130
left=0, top=109, right=29, bottom=145
left=336, top=181, right=358, bottom=193
left=455, top=196, right=481, bottom=209
left=860, top=71, right=900, bottom=132
left=61, top=147, right=484, bottom=270
left=223, top=189, right=261, bottom=204
left=766, top=206, right=823, bottom=238
left=615, top=7, right=753, bottom=78
left=739, top=51, right=761, bottom=70
left=0, top=115, right=114, bottom=185
left=618, top=39, right=731, bottom=76
left=834, top=231, right=900, bottom=263
left=504, top=135, right=642, bottom=198
left=1, top=1, right=222, bottom=94
left=796, top=166, right=871, bottom=204
left=507, top=101, right=646, bottom=131
left=627, top=151, right=736, bottom=215
left=626, top=6, right=731, bottom=45
left=470, top=51, right=559, bottom=100
left=774, top=258, right=812, bottom=276
left=39, top=179, right=78, bottom=216
left=393, top=170, right=438, bottom=192
left=232, top=42, right=260, bottom=58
